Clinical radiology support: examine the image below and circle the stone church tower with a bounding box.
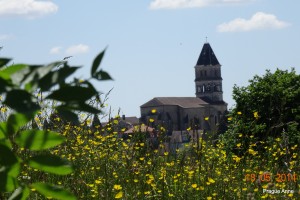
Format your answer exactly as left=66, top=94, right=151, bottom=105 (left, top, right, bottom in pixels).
left=195, top=43, right=224, bottom=103
left=140, top=42, right=227, bottom=132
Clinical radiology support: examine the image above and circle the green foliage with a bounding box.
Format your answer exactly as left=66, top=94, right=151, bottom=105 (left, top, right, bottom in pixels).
left=222, top=68, right=300, bottom=154
left=47, top=85, right=97, bottom=102
left=7, top=112, right=37, bottom=135
left=24, top=120, right=299, bottom=199
left=0, top=58, right=11, bottom=69
left=91, top=48, right=106, bottom=77
left=0, top=49, right=112, bottom=199
left=234, top=68, right=299, bottom=136
left=0, top=144, right=20, bottom=192
left=15, top=130, right=65, bottom=150
left=4, top=90, right=40, bottom=113
left=28, top=154, right=73, bottom=175
left=91, top=47, right=113, bottom=81
left=38, top=64, right=79, bottom=91
left=32, top=183, right=76, bottom=200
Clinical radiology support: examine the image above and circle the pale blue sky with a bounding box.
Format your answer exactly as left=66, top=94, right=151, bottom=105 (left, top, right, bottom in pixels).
left=1, top=0, right=299, bottom=118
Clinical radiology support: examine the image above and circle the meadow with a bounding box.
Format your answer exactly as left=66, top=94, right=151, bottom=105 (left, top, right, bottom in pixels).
left=5, top=110, right=298, bottom=200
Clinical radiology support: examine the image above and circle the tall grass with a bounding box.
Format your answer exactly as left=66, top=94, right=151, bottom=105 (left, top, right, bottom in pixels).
left=5, top=108, right=297, bottom=200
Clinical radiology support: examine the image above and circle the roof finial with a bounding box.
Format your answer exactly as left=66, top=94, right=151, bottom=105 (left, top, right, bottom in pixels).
left=205, top=36, right=208, bottom=43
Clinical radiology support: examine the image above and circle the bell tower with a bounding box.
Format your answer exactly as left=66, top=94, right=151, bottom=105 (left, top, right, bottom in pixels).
left=195, top=43, right=224, bottom=103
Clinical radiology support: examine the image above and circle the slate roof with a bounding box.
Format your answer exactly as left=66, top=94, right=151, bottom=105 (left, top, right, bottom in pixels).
left=196, top=43, right=220, bottom=66
left=140, top=97, right=208, bottom=108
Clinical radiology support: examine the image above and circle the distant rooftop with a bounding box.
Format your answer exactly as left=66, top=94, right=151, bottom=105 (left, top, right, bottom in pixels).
left=140, top=97, right=209, bottom=108
left=196, top=43, right=220, bottom=66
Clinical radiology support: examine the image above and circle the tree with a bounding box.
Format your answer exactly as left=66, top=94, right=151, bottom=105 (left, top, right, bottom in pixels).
left=221, top=68, right=300, bottom=154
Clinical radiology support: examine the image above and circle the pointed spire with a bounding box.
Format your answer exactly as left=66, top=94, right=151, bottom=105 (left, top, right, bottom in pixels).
left=196, top=43, right=220, bottom=66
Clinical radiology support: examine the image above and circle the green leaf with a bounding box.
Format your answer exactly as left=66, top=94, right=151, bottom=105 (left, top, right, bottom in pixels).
left=56, top=107, right=79, bottom=124
left=0, top=77, right=11, bottom=93
left=38, top=66, right=80, bottom=91
left=8, top=186, right=30, bottom=200
left=0, top=172, right=17, bottom=192
left=30, top=62, right=63, bottom=81
left=4, top=90, right=40, bottom=113
left=0, top=64, right=28, bottom=82
left=32, top=183, right=77, bottom=200
left=0, top=122, right=7, bottom=139
left=91, top=48, right=106, bottom=77
left=92, top=70, right=113, bottom=81
left=28, top=154, right=73, bottom=175
left=15, top=130, right=65, bottom=151
left=63, top=102, right=101, bottom=114
left=7, top=162, right=21, bottom=178
left=7, top=112, right=36, bottom=135
left=21, top=62, right=65, bottom=92
left=0, top=138, right=12, bottom=149
left=0, top=144, right=20, bottom=192
left=0, top=145, right=20, bottom=172
left=0, top=58, right=11, bottom=68
left=46, top=86, right=97, bottom=102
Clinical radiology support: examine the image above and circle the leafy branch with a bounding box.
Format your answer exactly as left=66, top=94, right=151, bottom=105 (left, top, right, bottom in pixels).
left=0, top=48, right=112, bottom=199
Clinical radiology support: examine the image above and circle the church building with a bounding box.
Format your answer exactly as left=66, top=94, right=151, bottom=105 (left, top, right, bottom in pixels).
left=140, top=43, right=227, bottom=132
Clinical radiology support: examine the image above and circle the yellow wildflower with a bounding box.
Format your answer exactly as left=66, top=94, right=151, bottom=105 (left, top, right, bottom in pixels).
left=253, top=111, right=259, bottom=119
left=248, top=148, right=257, bottom=155
left=208, top=178, right=215, bottom=183
left=115, top=191, right=123, bottom=199
left=232, top=155, right=241, bottom=163
left=113, top=184, right=122, bottom=190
